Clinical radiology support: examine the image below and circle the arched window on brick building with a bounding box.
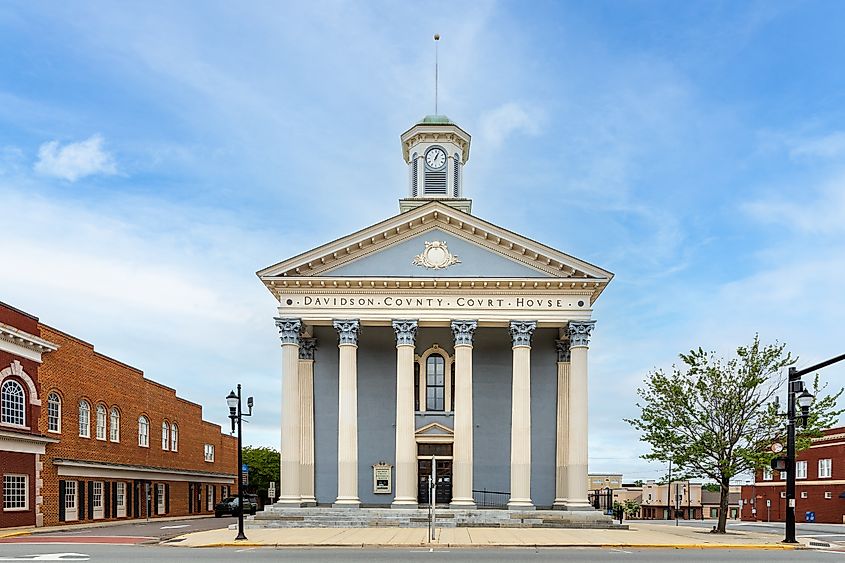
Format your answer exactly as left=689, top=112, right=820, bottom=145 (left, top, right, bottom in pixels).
left=1, top=380, right=25, bottom=426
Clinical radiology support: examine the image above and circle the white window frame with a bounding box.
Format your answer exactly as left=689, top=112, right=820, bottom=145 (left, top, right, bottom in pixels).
left=157, top=483, right=165, bottom=515
left=110, top=407, right=120, bottom=442
left=116, top=482, right=126, bottom=518
left=161, top=421, right=169, bottom=451
left=800, top=491, right=808, bottom=499
left=2, top=474, right=28, bottom=511
left=819, top=458, right=832, bottom=479
left=64, top=480, right=78, bottom=521
left=47, top=392, right=62, bottom=433
left=138, top=416, right=149, bottom=447
left=92, top=481, right=104, bottom=519
left=206, top=485, right=213, bottom=511
left=780, top=491, right=787, bottom=498
left=762, top=468, right=773, bottom=481
left=204, top=444, right=214, bottom=462
left=796, top=460, right=808, bottom=480
left=825, top=491, right=833, bottom=499
left=78, top=400, right=90, bottom=438
left=170, top=423, right=178, bottom=452
left=1, top=379, right=26, bottom=427
left=95, top=404, right=107, bottom=441
left=779, top=471, right=787, bottom=480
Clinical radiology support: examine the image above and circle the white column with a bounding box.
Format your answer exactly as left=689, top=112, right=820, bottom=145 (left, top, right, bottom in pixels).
left=446, top=155, right=456, bottom=197
left=333, top=319, right=361, bottom=507
left=275, top=317, right=303, bottom=507
left=565, top=320, right=596, bottom=509
left=299, top=337, right=317, bottom=506
left=508, top=320, right=536, bottom=510
left=391, top=320, right=418, bottom=508
left=450, top=320, right=478, bottom=508
left=553, top=338, right=570, bottom=509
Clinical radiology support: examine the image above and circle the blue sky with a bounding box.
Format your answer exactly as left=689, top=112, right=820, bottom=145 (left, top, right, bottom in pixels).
left=2, top=1, right=844, bottom=484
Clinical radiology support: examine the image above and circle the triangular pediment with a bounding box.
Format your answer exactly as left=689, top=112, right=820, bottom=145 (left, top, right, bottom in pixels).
left=415, top=422, right=453, bottom=437
left=258, top=201, right=613, bottom=283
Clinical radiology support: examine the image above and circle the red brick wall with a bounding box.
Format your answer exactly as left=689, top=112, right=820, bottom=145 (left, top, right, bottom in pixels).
left=741, top=427, right=845, bottom=524
left=0, top=302, right=39, bottom=335
left=37, top=324, right=236, bottom=526
left=0, top=452, right=36, bottom=528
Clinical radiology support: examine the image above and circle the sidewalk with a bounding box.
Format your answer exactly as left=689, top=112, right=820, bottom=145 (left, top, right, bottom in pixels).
left=0, top=514, right=214, bottom=539
left=172, top=522, right=801, bottom=549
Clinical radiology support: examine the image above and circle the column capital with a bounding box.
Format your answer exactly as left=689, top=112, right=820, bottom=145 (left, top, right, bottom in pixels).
left=555, top=339, right=571, bottom=362
left=333, top=319, right=360, bottom=345
left=299, top=338, right=317, bottom=360
left=509, top=320, right=537, bottom=348
left=392, top=320, right=418, bottom=347
left=451, top=320, right=478, bottom=346
left=275, top=317, right=302, bottom=346
left=568, top=320, right=596, bottom=348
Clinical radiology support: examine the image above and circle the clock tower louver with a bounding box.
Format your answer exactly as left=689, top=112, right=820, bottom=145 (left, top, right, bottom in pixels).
left=399, top=114, right=472, bottom=213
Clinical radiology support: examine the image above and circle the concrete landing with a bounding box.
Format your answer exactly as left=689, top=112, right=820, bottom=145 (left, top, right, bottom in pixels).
left=249, top=506, right=623, bottom=529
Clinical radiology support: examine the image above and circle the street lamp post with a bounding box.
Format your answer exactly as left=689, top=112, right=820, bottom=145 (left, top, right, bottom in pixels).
left=782, top=352, right=845, bottom=544
left=227, top=385, right=253, bottom=542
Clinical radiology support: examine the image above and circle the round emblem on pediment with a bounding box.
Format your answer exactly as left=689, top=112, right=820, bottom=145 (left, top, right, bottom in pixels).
left=413, top=241, right=461, bottom=270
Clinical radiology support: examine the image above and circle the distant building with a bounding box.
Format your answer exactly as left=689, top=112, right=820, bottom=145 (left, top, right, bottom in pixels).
left=741, top=427, right=845, bottom=524
left=701, top=488, right=740, bottom=519
left=588, top=473, right=623, bottom=491
left=640, top=480, right=702, bottom=520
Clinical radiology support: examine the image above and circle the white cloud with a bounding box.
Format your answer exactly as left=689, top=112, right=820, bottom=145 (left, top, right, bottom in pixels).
left=478, top=102, right=542, bottom=148
left=789, top=131, right=845, bottom=160
left=743, top=172, right=845, bottom=235
left=34, top=134, right=117, bottom=181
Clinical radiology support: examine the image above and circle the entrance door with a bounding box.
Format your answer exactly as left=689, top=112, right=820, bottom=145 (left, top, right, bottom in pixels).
left=418, top=459, right=452, bottom=505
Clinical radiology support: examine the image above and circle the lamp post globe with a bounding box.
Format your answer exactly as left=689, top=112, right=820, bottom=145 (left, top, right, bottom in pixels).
left=796, top=389, right=814, bottom=409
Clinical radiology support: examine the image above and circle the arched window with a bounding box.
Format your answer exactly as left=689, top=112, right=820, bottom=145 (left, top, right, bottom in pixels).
left=47, top=392, right=61, bottom=433
left=162, top=421, right=170, bottom=450
left=425, top=354, right=446, bottom=411
left=109, top=407, right=120, bottom=442
left=78, top=400, right=91, bottom=437
left=96, top=404, right=107, bottom=440
left=138, top=416, right=149, bottom=447
left=170, top=423, right=179, bottom=452
left=1, top=380, right=25, bottom=426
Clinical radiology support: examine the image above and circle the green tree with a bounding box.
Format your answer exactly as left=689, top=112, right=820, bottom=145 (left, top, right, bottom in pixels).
left=701, top=483, right=720, bottom=493
left=242, top=446, right=280, bottom=503
left=626, top=336, right=843, bottom=534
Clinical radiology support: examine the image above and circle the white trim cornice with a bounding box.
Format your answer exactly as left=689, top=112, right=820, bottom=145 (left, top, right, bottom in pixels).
left=0, top=429, right=58, bottom=455
left=0, top=323, right=59, bottom=363
left=53, top=459, right=235, bottom=484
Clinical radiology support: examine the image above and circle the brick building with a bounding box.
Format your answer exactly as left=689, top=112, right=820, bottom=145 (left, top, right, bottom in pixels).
left=0, top=303, right=58, bottom=528
left=1, top=301, right=237, bottom=529
left=741, top=427, right=845, bottom=524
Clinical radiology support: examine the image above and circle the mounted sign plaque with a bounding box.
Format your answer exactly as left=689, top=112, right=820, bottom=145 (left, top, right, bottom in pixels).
left=372, top=462, right=393, bottom=494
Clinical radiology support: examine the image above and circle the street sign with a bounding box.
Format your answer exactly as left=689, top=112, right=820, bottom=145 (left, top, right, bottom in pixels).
left=766, top=499, right=771, bottom=507
left=241, top=463, right=249, bottom=485
left=806, top=511, right=816, bottom=523
left=268, top=481, right=276, bottom=501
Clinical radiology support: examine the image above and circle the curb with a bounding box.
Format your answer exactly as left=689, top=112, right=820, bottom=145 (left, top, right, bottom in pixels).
left=0, top=531, right=32, bottom=539
left=186, top=542, right=800, bottom=550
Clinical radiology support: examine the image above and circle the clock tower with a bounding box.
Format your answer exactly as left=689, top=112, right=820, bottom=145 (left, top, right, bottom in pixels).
left=399, top=114, right=472, bottom=213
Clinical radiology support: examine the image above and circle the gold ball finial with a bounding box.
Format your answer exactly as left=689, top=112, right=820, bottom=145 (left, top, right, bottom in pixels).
left=434, top=33, right=440, bottom=41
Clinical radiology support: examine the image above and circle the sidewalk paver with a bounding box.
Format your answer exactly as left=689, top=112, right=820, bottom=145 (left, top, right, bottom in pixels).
left=172, top=521, right=800, bottom=549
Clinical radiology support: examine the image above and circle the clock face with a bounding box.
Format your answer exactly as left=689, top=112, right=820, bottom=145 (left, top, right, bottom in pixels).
left=426, top=147, right=447, bottom=169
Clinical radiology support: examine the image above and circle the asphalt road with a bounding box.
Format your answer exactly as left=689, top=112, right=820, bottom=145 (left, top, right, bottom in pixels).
left=0, top=546, right=840, bottom=562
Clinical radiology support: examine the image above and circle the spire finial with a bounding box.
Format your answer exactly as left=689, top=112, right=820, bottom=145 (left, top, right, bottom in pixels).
left=434, top=33, right=440, bottom=115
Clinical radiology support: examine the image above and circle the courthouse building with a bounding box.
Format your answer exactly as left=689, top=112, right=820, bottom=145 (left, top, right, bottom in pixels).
left=258, top=115, right=613, bottom=510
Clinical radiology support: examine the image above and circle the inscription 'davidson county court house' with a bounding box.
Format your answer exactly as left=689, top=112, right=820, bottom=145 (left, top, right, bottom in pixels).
left=283, top=295, right=591, bottom=310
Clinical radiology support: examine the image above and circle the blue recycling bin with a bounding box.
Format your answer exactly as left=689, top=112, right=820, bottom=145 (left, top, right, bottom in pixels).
left=805, top=511, right=816, bottom=523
